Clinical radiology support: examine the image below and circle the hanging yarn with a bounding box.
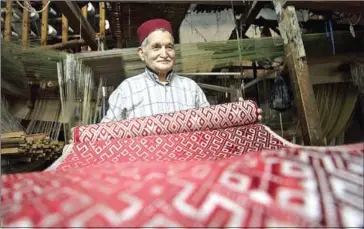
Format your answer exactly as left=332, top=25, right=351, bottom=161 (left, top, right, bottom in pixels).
left=269, top=73, right=293, bottom=112
left=350, top=59, right=364, bottom=93
left=328, top=20, right=336, bottom=55
left=269, top=73, right=293, bottom=137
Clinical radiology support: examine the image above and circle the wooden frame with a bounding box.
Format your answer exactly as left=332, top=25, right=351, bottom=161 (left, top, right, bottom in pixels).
left=99, top=2, right=106, bottom=38
left=41, top=0, right=49, bottom=47
left=274, top=3, right=324, bottom=146
left=21, top=1, right=30, bottom=48
left=54, top=1, right=98, bottom=50
left=4, top=0, right=13, bottom=41
left=15, top=1, right=107, bottom=51
left=62, top=15, right=68, bottom=43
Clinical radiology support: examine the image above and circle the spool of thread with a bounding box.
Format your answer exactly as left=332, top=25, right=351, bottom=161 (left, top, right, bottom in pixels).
left=102, top=86, right=107, bottom=97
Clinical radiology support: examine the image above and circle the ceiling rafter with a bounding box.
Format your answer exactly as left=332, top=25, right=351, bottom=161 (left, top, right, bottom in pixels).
left=53, top=1, right=98, bottom=50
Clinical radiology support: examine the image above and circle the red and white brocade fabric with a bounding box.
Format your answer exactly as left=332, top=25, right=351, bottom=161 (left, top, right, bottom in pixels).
left=1, top=100, right=363, bottom=227
left=48, top=100, right=294, bottom=171
left=52, top=124, right=290, bottom=172
left=1, top=144, right=363, bottom=227
left=72, top=100, right=260, bottom=143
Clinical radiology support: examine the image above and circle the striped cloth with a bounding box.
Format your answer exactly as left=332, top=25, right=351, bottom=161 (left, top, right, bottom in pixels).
left=101, top=68, right=209, bottom=122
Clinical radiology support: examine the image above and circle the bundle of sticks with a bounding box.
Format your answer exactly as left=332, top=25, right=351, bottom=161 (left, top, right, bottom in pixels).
left=1, top=131, right=64, bottom=163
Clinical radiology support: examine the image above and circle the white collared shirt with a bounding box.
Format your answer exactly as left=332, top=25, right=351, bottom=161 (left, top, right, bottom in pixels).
left=101, top=68, right=210, bottom=122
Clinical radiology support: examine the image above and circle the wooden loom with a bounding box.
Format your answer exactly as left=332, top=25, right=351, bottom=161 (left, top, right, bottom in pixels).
left=1, top=30, right=362, bottom=173
left=1, top=131, right=64, bottom=174
left=58, top=31, right=363, bottom=135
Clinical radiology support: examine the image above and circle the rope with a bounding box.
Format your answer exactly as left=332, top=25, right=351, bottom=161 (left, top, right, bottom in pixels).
left=279, top=112, right=284, bottom=137
left=348, top=13, right=362, bottom=26
left=16, top=0, right=51, bottom=14
left=328, top=20, right=335, bottom=55
left=350, top=60, right=364, bottom=93
left=230, top=1, right=245, bottom=98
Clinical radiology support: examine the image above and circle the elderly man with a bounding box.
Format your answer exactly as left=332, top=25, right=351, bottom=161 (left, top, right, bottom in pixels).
left=101, top=19, right=262, bottom=122
left=101, top=19, right=209, bottom=122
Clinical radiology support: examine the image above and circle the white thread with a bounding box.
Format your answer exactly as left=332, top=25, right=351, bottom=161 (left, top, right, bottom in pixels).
left=16, top=0, right=51, bottom=14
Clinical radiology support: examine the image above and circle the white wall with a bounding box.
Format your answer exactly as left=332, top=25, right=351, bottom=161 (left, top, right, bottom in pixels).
left=179, top=9, right=237, bottom=43
left=179, top=7, right=311, bottom=43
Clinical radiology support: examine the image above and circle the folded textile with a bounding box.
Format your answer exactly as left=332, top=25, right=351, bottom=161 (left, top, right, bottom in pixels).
left=52, top=124, right=292, bottom=172
left=3, top=100, right=363, bottom=227
left=2, top=143, right=363, bottom=227
left=72, top=100, right=259, bottom=143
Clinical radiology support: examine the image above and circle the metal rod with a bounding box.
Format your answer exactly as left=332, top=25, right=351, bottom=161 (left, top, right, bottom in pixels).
left=57, top=61, right=68, bottom=142
left=102, top=86, right=107, bottom=117
left=198, top=83, right=236, bottom=93
left=177, top=72, right=242, bottom=76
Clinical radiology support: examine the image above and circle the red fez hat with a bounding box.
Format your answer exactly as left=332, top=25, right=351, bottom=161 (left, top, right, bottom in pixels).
left=137, top=19, right=173, bottom=45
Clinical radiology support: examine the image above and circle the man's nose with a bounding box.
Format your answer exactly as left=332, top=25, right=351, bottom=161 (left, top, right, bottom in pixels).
left=160, top=47, right=168, bottom=57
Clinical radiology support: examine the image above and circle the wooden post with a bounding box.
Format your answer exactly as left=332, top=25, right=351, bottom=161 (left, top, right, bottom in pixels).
left=81, top=5, right=89, bottom=51
left=53, top=1, right=98, bottom=50
left=62, top=15, right=68, bottom=43
left=41, top=0, right=49, bottom=46
left=4, top=0, right=13, bottom=41
left=82, top=5, right=88, bottom=18
left=229, top=76, right=241, bottom=102
left=25, top=39, right=86, bottom=51
left=274, top=4, right=324, bottom=146
left=99, top=2, right=106, bottom=38
left=22, top=2, right=30, bottom=49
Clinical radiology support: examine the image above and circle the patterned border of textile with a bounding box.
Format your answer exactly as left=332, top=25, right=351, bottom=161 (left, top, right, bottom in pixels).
left=52, top=124, right=295, bottom=172
left=2, top=143, right=363, bottom=227
left=72, top=100, right=259, bottom=143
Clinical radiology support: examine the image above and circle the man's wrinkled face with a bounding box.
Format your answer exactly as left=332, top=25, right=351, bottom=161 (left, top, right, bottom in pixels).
left=138, top=30, right=176, bottom=74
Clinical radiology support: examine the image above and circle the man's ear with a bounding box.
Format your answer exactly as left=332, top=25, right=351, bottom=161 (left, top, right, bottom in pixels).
left=137, top=47, right=144, bottom=61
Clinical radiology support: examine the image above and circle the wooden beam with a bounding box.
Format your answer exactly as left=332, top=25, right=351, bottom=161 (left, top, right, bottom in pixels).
left=25, top=39, right=86, bottom=51
left=253, top=18, right=364, bottom=34
left=41, top=0, right=49, bottom=46
left=286, top=1, right=364, bottom=13
left=62, top=15, right=68, bottom=43
left=198, top=70, right=277, bottom=93
left=99, top=2, right=106, bottom=38
left=47, top=14, right=102, bottom=23
left=43, top=39, right=86, bottom=50
left=22, top=2, right=30, bottom=49
left=229, top=1, right=265, bottom=39
left=54, top=1, right=98, bottom=51
left=82, top=5, right=88, bottom=17
left=198, top=83, right=236, bottom=94
left=81, top=5, right=89, bottom=51
left=126, top=1, right=246, bottom=5
left=240, top=1, right=264, bottom=34
left=275, top=4, right=324, bottom=146
left=4, top=0, right=13, bottom=41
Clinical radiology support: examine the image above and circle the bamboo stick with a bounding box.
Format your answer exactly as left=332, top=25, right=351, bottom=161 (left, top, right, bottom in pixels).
left=1, top=138, right=26, bottom=145
left=99, top=2, right=106, bottom=38
left=1, top=132, right=63, bottom=159
left=1, top=148, right=23, bottom=155
left=1, top=132, right=25, bottom=139
left=22, top=2, right=30, bottom=49
left=41, top=0, right=49, bottom=46
left=4, top=0, right=13, bottom=41
left=62, top=15, right=68, bottom=43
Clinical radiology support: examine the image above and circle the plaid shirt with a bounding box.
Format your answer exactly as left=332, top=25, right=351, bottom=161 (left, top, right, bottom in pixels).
left=101, top=68, right=210, bottom=122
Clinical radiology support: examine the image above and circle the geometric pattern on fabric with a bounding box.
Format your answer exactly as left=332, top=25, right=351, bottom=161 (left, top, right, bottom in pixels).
left=2, top=143, right=363, bottom=228
left=56, top=124, right=288, bottom=172
left=72, top=100, right=259, bottom=143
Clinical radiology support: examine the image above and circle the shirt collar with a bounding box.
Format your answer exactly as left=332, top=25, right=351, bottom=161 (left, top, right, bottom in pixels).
left=145, top=67, right=175, bottom=85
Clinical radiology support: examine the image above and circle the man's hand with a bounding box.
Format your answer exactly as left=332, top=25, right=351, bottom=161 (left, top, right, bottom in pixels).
left=238, top=97, right=263, bottom=121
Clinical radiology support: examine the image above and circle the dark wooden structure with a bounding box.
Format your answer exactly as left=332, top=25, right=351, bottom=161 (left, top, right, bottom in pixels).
left=1, top=1, right=364, bottom=148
